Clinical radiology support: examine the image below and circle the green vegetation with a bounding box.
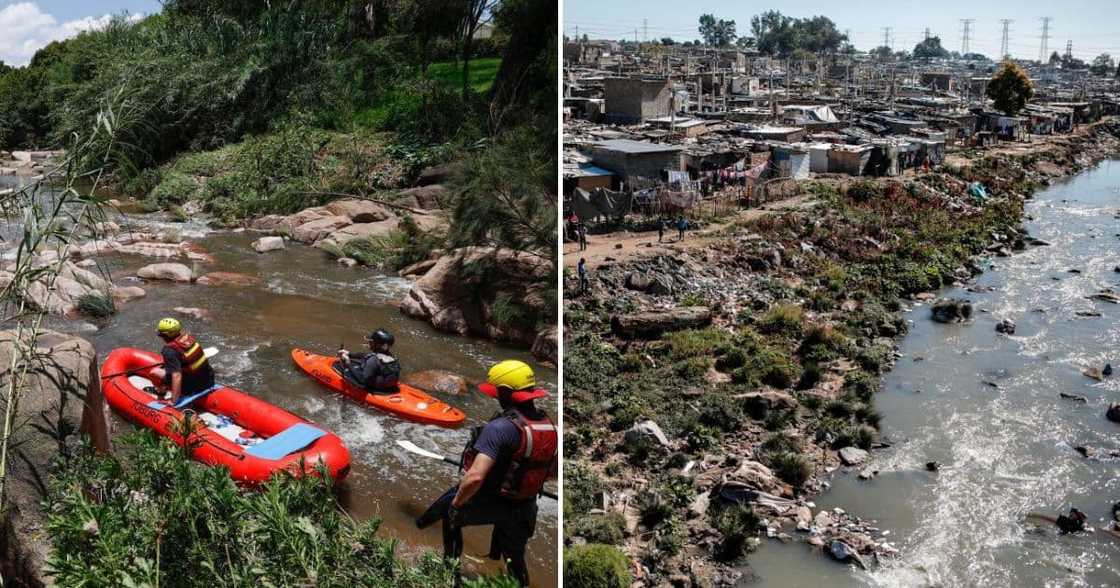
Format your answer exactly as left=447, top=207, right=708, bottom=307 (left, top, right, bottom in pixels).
left=709, top=502, right=760, bottom=561
left=564, top=544, right=632, bottom=588
left=76, top=292, right=116, bottom=318
left=45, top=432, right=513, bottom=587
left=429, top=57, right=502, bottom=94
left=987, top=62, right=1035, bottom=116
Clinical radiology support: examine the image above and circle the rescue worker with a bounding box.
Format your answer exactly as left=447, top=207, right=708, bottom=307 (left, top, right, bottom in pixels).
left=337, top=328, right=400, bottom=392
left=150, top=318, right=215, bottom=405
left=416, top=360, right=557, bottom=587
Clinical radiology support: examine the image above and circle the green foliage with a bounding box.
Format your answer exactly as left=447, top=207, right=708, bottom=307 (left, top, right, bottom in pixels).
left=749, top=11, right=847, bottom=57
left=847, top=180, right=883, bottom=202
left=757, top=303, right=803, bottom=337
left=913, top=36, right=950, bottom=60
left=564, top=462, right=604, bottom=517
left=428, top=58, right=502, bottom=94
left=45, top=433, right=460, bottom=587
left=708, top=502, right=760, bottom=561
left=665, top=327, right=732, bottom=361
left=570, top=513, right=627, bottom=545
left=986, top=62, right=1034, bottom=116
left=76, top=292, right=116, bottom=318
left=564, top=544, right=632, bottom=588
left=798, top=326, right=850, bottom=364
left=731, top=345, right=797, bottom=389
left=698, top=14, right=738, bottom=47
left=768, top=452, right=813, bottom=489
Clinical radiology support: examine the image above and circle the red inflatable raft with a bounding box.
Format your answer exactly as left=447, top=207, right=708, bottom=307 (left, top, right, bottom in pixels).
left=101, top=348, right=351, bottom=484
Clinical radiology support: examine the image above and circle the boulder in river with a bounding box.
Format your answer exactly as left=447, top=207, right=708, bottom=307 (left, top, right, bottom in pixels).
left=337, top=257, right=358, bottom=268
left=324, top=199, right=391, bottom=223
left=111, top=286, right=146, bottom=304
left=0, top=261, right=113, bottom=317
left=398, top=258, right=437, bottom=277
left=531, top=326, right=558, bottom=365
left=1107, top=403, right=1120, bottom=424
left=931, top=299, right=973, bottom=323
left=137, top=262, right=193, bottom=282
left=251, top=236, right=285, bottom=253
left=173, top=307, right=210, bottom=320
left=291, top=215, right=352, bottom=244
left=996, top=318, right=1016, bottom=334
left=401, top=370, right=469, bottom=396
left=196, top=272, right=262, bottom=287
left=611, top=306, right=712, bottom=339
left=838, top=447, right=870, bottom=466
left=828, top=540, right=867, bottom=570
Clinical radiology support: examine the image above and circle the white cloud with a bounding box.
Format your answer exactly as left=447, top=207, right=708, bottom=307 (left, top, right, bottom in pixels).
left=0, top=2, right=143, bottom=67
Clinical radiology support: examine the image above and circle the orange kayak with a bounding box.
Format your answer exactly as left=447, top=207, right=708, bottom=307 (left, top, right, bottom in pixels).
left=291, top=348, right=466, bottom=428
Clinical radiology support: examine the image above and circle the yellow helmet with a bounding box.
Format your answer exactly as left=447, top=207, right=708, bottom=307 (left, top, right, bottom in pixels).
left=157, top=317, right=181, bottom=337
left=487, top=360, right=535, bottom=391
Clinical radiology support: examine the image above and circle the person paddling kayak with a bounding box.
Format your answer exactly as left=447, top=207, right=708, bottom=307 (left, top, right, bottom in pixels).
left=149, top=318, right=215, bottom=405
left=337, top=329, right=400, bottom=392
left=416, top=360, right=557, bottom=587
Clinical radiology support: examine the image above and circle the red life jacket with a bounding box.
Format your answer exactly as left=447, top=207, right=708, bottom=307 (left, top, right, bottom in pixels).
left=462, top=405, right=557, bottom=501
left=166, top=332, right=208, bottom=374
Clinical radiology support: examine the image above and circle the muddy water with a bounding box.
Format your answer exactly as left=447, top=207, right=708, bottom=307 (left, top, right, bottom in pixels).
left=33, top=204, right=557, bottom=586
left=749, top=160, right=1120, bottom=587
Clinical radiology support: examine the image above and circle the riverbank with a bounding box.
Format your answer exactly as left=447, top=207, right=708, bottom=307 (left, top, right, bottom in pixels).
left=562, top=118, right=1120, bottom=586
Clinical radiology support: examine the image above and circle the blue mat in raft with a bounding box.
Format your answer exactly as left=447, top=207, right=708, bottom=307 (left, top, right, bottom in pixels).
left=244, top=423, right=326, bottom=460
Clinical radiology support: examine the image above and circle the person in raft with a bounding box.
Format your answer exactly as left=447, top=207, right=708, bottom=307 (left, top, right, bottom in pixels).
left=150, top=318, right=215, bottom=404
left=337, top=328, right=400, bottom=392
left=416, top=360, right=557, bottom=587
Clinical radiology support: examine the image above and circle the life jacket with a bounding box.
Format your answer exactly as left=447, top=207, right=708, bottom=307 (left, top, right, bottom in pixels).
left=368, top=352, right=400, bottom=390
left=166, top=332, right=209, bottom=374
left=462, top=405, right=557, bottom=501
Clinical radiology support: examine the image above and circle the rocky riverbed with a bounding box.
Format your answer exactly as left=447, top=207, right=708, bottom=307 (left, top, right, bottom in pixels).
left=563, top=119, right=1120, bottom=586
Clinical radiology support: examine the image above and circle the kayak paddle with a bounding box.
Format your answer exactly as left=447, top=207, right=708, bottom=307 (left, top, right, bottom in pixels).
left=395, top=439, right=558, bottom=501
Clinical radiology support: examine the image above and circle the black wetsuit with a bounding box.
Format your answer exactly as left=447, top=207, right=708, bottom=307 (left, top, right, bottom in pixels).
left=343, top=351, right=399, bottom=392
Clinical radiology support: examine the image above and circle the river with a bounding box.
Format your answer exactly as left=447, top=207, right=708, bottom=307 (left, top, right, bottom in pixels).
left=748, top=159, right=1120, bottom=587
left=0, top=175, right=558, bottom=587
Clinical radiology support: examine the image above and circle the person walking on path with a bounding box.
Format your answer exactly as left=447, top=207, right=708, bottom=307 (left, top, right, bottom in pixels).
left=577, top=222, right=588, bottom=251
left=657, top=218, right=665, bottom=243
left=676, top=215, right=687, bottom=241
left=577, top=258, right=589, bottom=295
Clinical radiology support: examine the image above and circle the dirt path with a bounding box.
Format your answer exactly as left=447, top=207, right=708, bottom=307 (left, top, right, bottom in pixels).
left=564, top=194, right=817, bottom=269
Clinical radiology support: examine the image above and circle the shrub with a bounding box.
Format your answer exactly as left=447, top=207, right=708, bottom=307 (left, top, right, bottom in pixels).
left=709, top=502, right=760, bottom=561
left=635, top=491, right=673, bottom=526
left=715, top=345, right=748, bottom=370
left=570, top=513, right=626, bottom=545
left=565, top=462, right=603, bottom=516
left=665, top=327, right=732, bottom=361
left=564, top=545, right=632, bottom=588
left=798, top=326, right=850, bottom=364
left=844, top=371, right=879, bottom=402
left=757, top=432, right=802, bottom=461
left=768, top=452, right=813, bottom=489
left=76, top=292, right=115, bottom=318
left=847, top=180, right=883, bottom=202
left=675, top=356, right=711, bottom=380
left=148, top=172, right=198, bottom=207
left=796, top=362, right=822, bottom=390
left=757, top=303, right=804, bottom=337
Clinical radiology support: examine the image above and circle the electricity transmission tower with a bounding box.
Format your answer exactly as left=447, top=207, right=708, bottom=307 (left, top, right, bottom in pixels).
left=883, top=27, right=893, bottom=51
left=999, top=19, right=1013, bottom=60
left=960, top=19, right=974, bottom=54
left=1039, top=17, right=1052, bottom=62
left=643, top=18, right=648, bottom=43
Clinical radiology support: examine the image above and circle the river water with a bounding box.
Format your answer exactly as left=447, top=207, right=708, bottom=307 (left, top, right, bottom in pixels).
left=0, top=177, right=558, bottom=586
left=749, top=159, right=1120, bottom=587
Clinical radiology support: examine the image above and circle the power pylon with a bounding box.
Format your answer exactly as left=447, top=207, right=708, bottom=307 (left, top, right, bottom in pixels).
left=1039, top=17, right=1052, bottom=62
left=999, top=19, right=1013, bottom=60
left=960, top=19, right=975, bottom=54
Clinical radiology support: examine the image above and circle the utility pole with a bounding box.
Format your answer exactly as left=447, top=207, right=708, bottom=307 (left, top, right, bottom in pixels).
left=924, top=27, right=931, bottom=41
left=1038, top=17, right=1052, bottom=63
left=999, top=19, right=1013, bottom=60
left=960, top=19, right=974, bottom=55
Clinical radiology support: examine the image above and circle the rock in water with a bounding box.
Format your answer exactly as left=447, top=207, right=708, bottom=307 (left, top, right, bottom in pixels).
left=531, top=326, right=558, bottom=365
left=1107, top=403, right=1120, bottom=424
left=828, top=541, right=867, bottom=570
left=401, top=370, right=469, bottom=396
left=173, top=307, right=210, bottom=320
left=251, top=236, right=285, bottom=253
left=931, top=299, right=972, bottom=323
left=137, top=262, right=193, bottom=282
left=1060, top=392, right=1088, bottom=403
left=196, top=272, right=262, bottom=287
left=996, top=318, right=1016, bottom=334
left=838, top=447, right=869, bottom=466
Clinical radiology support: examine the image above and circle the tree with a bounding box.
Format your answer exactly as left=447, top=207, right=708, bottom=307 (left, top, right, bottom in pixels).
left=660, top=37, right=675, bottom=45
left=457, top=0, right=498, bottom=99
left=913, top=36, right=949, bottom=61
left=870, top=45, right=892, bottom=60
left=986, top=62, right=1034, bottom=115
left=1090, top=53, right=1115, bottom=76
left=736, top=36, right=756, bottom=50
left=698, top=14, right=737, bottom=47
left=1049, top=51, right=1062, bottom=66
left=750, top=11, right=845, bottom=57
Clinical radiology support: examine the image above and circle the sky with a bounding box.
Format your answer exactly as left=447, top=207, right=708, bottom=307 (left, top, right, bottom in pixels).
left=1, top=0, right=160, bottom=66
left=564, top=0, right=1120, bottom=61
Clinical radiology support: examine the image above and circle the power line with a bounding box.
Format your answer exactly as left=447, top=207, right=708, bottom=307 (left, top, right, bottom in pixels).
left=999, top=19, right=1013, bottom=60
left=960, top=19, right=975, bottom=54
left=1039, top=17, right=1052, bottom=62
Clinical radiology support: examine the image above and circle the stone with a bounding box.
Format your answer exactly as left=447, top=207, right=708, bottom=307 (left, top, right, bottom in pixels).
left=110, top=286, right=146, bottom=304
left=137, top=263, right=193, bottom=282
left=251, top=236, right=285, bottom=253
left=394, top=184, right=448, bottom=210
left=398, top=258, right=437, bottom=277
left=1107, top=403, right=1120, bottom=424
left=931, top=299, right=973, bottom=323
left=318, top=218, right=398, bottom=247
left=173, top=307, right=210, bottom=320
left=291, top=215, right=352, bottom=244
left=1087, top=291, right=1120, bottom=304
left=531, top=326, right=558, bottom=365
left=1060, top=392, right=1088, bottom=403
left=401, top=370, right=469, bottom=396
left=648, top=274, right=674, bottom=295
left=625, top=419, right=670, bottom=447
left=196, top=272, right=262, bottom=287
left=737, top=391, right=798, bottom=411
left=858, top=468, right=878, bottom=480
left=995, top=318, right=1016, bottom=334
left=925, top=462, right=940, bottom=472
left=728, top=461, right=784, bottom=495
left=611, top=307, right=712, bottom=339
left=828, top=541, right=867, bottom=570
left=0, top=330, right=109, bottom=585
left=625, top=271, right=653, bottom=291
left=337, top=257, right=358, bottom=268
left=417, top=162, right=459, bottom=186
left=115, top=241, right=186, bottom=259
left=838, top=447, right=870, bottom=466
left=325, top=199, right=391, bottom=223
